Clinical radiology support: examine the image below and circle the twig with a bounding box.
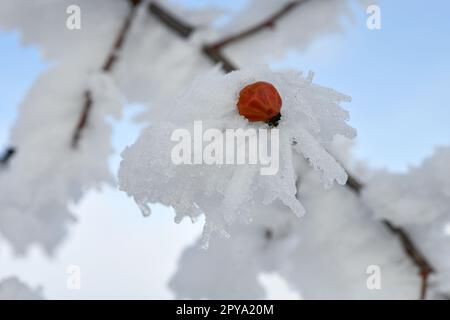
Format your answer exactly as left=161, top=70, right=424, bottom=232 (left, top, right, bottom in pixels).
left=202, top=45, right=238, bottom=73
left=345, top=174, right=434, bottom=299
left=0, top=147, right=16, bottom=166
left=71, top=0, right=142, bottom=148
left=203, top=1, right=307, bottom=73
left=208, top=1, right=308, bottom=50
left=383, top=219, right=434, bottom=299
left=1, top=1, right=142, bottom=161
left=148, top=2, right=194, bottom=38
left=148, top=1, right=436, bottom=300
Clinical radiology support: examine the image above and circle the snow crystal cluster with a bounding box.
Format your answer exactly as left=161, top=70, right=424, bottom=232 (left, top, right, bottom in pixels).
left=0, top=277, right=43, bottom=300
left=119, top=65, right=356, bottom=244
left=169, top=149, right=420, bottom=299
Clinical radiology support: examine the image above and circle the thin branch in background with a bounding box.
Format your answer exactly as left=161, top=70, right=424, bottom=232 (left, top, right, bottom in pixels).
left=148, top=2, right=194, bottom=38
left=203, top=1, right=308, bottom=73
left=0, top=147, right=16, bottom=166
left=345, top=174, right=435, bottom=300
left=148, top=1, right=436, bottom=300
left=382, top=219, right=434, bottom=300
left=345, top=173, right=364, bottom=192
left=1, top=0, right=142, bottom=160
left=202, top=45, right=238, bottom=73
left=208, top=1, right=308, bottom=50
left=71, top=0, right=142, bottom=148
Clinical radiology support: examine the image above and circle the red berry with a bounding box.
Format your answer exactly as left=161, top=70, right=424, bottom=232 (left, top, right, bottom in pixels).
left=237, top=81, right=282, bottom=123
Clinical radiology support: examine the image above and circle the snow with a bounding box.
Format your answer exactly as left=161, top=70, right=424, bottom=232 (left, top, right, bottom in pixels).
left=170, top=151, right=420, bottom=299
left=119, top=65, right=355, bottom=245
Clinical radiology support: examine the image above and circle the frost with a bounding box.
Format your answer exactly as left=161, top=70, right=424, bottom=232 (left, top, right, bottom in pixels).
left=119, top=65, right=355, bottom=243
left=170, top=155, right=419, bottom=299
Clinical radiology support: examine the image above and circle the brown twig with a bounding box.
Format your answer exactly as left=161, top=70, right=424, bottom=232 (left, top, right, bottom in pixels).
left=202, top=45, right=238, bottom=73
left=345, top=174, right=434, bottom=299
left=1, top=1, right=142, bottom=160
left=208, top=1, right=307, bottom=50
left=382, top=219, right=434, bottom=300
left=203, top=1, right=307, bottom=73
left=0, top=147, right=16, bottom=166
left=148, top=2, right=194, bottom=38
left=149, top=1, right=436, bottom=299
left=71, top=0, right=141, bottom=148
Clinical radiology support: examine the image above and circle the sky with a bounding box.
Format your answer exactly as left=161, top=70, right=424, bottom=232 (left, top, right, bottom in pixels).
left=0, top=0, right=449, bottom=299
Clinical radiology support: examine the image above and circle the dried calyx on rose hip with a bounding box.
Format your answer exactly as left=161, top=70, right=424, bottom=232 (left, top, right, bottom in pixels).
left=237, top=81, right=282, bottom=127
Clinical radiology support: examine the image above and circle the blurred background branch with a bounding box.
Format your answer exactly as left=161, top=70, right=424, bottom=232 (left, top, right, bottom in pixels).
left=71, top=0, right=142, bottom=148
left=0, top=147, right=15, bottom=166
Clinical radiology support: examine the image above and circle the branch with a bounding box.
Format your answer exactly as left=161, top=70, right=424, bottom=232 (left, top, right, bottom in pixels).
left=203, top=1, right=308, bottom=73
left=148, top=1, right=307, bottom=74
left=71, top=0, right=141, bottom=148
left=148, top=2, right=194, bottom=38
left=345, top=173, right=434, bottom=300
left=0, top=147, right=16, bottom=166
left=147, top=1, right=236, bottom=72
left=148, top=1, right=237, bottom=72
left=383, top=219, right=434, bottom=299
left=208, top=1, right=308, bottom=50
left=202, top=45, right=238, bottom=73
left=149, top=1, right=436, bottom=300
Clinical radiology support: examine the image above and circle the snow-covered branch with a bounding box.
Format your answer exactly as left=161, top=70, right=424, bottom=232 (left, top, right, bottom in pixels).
left=71, top=0, right=142, bottom=148
left=0, top=0, right=133, bottom=254
left=208, top=1, right=308, bottom=51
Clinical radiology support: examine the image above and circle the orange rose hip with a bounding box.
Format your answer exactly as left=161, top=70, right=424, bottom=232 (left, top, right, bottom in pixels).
left=237, top=81, right=282, bottom=123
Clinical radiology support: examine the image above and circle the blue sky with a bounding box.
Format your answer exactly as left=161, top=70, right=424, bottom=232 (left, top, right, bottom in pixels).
left=0, top=0, right=450, bottom=298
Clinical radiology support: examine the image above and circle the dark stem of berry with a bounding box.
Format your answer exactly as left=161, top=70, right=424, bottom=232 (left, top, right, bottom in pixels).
left=267, top=113, right=281, bottom=127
